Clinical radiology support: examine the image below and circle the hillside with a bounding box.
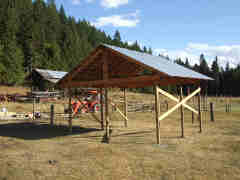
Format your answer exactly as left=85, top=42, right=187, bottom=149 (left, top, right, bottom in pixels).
left=0, top=0, right=240, bottom=96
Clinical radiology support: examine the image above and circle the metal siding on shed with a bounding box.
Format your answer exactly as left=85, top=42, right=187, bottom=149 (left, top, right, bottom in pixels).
left=102, top=44, right=213, bottom=81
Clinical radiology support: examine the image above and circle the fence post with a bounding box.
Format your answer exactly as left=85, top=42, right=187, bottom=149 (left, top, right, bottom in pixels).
left=50, top=104, right=54, bottom=126
left=166, top=101, right=168, bottom=111
left=210, top=102, right=214, bottom=122
left=192, top=111, right=194, bottom=124
left=225, top=104, right=229, bottom=113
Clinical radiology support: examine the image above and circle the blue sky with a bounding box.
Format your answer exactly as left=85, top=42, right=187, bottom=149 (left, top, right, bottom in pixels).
left=55, top=0, right=240, bottom=67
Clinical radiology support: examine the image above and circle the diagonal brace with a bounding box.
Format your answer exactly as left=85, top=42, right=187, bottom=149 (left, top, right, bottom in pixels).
left=110, top=101, right=129, bottom=123
left=159, top=88, right=201, bottom=121
left=158, top=88, right=198, bottom=114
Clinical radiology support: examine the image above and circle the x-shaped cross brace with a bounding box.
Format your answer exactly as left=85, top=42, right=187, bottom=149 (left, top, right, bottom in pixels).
left=158, top=87, right=201, bottom=121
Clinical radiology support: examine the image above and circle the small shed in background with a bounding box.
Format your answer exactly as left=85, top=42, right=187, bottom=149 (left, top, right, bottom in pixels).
left=26, top=69, right=67, bottom=91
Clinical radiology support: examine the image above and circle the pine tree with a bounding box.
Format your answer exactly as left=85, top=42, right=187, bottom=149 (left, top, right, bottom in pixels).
left=199, top=54, right=210, bottom=75
left=210, top=56, right=220, bottom=95
left=113, top=30, right=121, bottom=46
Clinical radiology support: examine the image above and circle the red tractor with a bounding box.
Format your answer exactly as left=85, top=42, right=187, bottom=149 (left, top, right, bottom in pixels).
left=71, top=90, right=100, bottom=115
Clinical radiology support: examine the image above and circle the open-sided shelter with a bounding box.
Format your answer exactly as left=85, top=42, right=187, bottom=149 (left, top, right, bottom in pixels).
left=58, top=44, right=213, bottom=144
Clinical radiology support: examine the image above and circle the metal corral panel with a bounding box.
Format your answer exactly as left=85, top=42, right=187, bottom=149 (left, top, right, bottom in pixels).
left=103, top=44, right=213, bottom=81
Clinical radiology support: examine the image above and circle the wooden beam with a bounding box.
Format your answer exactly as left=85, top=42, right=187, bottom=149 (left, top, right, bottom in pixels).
left=180, top=87, right=184, bottom=138
left=68, top=89, right=72, bottom=133
left=110, top=102, right=129, bottom=123
left=159, top=87, right=201, bottom=121
left=62, top=74, right=164, bottom=88
left=62, top=75, right=198, bottom=88
left=158, top=88, right=198, bottom=114
left=105, top=88, right=110, bottom=142
left=70, top=50, right=102, bottom=80
left=103, top=56, right=110, bottom=142
left=103, top=58, right=108, bottom=80
left=59, top=49, right=103, bottom=88
left=123, top=88, right=128, bottom=127
left=155, top=85, right=160, bottom=144
left=100, top=88, right=104, bottom=130
left=103, top=45, right=170, bottom=78
left=198, top=90, right=202, bottom=133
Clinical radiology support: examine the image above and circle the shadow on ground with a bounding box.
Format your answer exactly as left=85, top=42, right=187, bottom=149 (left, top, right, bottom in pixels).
left=0, top=122, right=101, bottom=140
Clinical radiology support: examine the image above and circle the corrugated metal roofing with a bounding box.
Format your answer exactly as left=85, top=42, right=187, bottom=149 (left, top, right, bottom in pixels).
left=102, top=44, right=213, bottom=81
left=35, top=69, right=67, bottom=82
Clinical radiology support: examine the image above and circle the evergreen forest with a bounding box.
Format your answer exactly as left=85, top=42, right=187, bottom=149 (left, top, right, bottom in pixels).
left=0, top=0, right=239, bottom=96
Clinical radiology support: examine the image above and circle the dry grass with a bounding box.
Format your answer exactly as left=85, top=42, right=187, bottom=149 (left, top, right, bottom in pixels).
left=0, top=86, right=30, bottom=95
left=0, top=87, right=240, bottom=180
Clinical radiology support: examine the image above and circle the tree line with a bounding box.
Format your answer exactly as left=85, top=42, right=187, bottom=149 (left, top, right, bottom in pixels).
left=0, top=0, right=239, bottom=96
left=172, top=54, right=240, bottom=97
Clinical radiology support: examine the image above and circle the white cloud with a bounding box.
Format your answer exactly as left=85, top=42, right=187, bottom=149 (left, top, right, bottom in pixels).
left=71, top=0, right=81, bottom=5
left=71, top=0, right=94, bottom=5
left=154, top=43, right=240, bottom=68
left=186, top=43, right=240, bottom=67
left=154, top=48, right=199, bottom=65
left=71, top=0, right=129, bottom=7
left=91, top=10, right=140, bottom=27
left=101, top=0, right=129, bottom=8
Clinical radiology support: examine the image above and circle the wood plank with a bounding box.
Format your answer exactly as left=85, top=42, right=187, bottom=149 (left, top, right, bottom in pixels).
left=59, top=49, right=103, bottom=88
left=63, top=75, right=198, bottom=88
left=110, top=102, right=129, bottom=122
left=105, top=88, right=110, bottom=142
left=155, top=85, right=160, bottom=144
left=157, top=88, right=198, bottom=114
left=103, top=55, right=110, bottom=142
left=123, top=88, right=128, bottom=127
left=68, top=89, right=72, bottom=133
left=100, top=88, right=104, bottom=130
left=198, top=90, right=202, bottom=133
left=180, top=87, right=184, bottom=138
left=159, top=88, right=201, bottom=121
left=103, top=46, right=169, bottom=78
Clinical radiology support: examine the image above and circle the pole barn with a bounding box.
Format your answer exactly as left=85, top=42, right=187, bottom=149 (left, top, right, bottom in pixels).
left=57, top=44, right=213, bottom=144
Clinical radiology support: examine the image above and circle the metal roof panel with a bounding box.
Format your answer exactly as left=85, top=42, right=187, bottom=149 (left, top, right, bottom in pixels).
left=103, top=44, right=213, bottom=81
left=35, top=69, right=67, bottom=80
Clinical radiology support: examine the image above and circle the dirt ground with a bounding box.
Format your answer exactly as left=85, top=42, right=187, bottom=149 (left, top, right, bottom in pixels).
left=0, top=87, right=240, bottom=180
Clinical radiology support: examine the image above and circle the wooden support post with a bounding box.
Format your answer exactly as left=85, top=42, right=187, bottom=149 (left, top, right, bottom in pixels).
left=50, top=104, right=54, bottom=126
left=33, top=96, right=35, bottom=121
left=210, top=102, right=214, bottom=122
left=105, top=88, right=110, bottom=143
left=68, top=90, right=72, bottom=133
left=192, top=111, right=194, bottom=124
left=124, top=88, right=128, bottom=127
left=154, top=85, right=160, bottom=144
left=100, top=88, right=104, bottom=130
left=198, top=90, right=202, bottom=133
left=180, top=87, right=184, bottom=138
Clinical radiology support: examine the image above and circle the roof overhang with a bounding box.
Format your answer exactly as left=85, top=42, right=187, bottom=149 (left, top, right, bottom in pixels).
left=58, top=44, right=213, bottom=89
